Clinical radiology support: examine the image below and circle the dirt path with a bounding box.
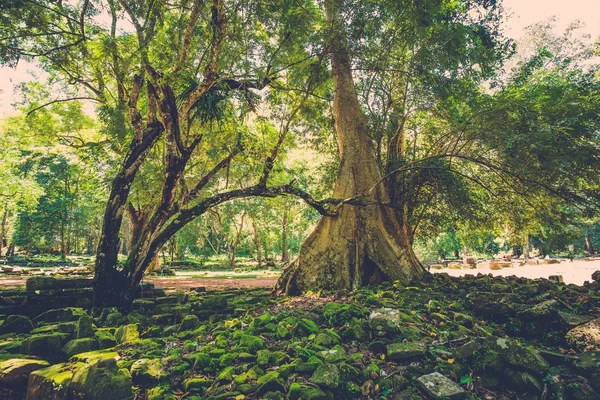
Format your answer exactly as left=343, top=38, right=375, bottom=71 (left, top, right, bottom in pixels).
left=146, top=276, right=278, bottom=291
left=0, top=275, right=279, bottom=291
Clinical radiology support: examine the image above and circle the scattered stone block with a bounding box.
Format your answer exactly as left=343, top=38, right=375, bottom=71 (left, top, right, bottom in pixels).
left=566, top=318, right=600, bottom=352
left=62, top=338, right=98, bottom=358
left=0, top=358, right=49, bottom=386
left=310, top=363, right=340, bottom=389
left=0, top=315, right=34, bottom=334
left=76, top=316, right=95, bottom=338
left=417, top=372, right=466, bottom=399
left=558, top=311, right=594, bottom=329
left=130, top=358, right=162, bottom=384
left=26, top=362, right=75, bottom=400
left=114, top=324, right=140, bottom=344
left=548, top=275, right=564, bottom=283
left=386, top=341, right=427, bottom=361
left=369, top=308, right=401, bottom=333
left=69, top=358, right=133, bottom=400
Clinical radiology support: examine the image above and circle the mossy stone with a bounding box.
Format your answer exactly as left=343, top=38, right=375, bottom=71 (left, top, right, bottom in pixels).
left=386, top=341, right=427, bottom=361
left=69, top=358, right=133, bottom=400
left=219, top=352, right=238, bottom=367
left=239, top=334, right=265, bottom=352
left=181, top=315, right=200, bottom=330
left=105, top=312, right=125, bottom=327
left=76, top=316, right=95, bottom=339
left=114, top=324, right=140, bottom=344
left=216, top=366, right=236, bottom=381
left=193, top=352, right=211, bottom=370
left=288, top=382, right=302, bottom=400
left=26, top=362, right=76, bottom=400
left=296, top=355, right=323, bottom=373
left=272, top=350, right=289, bottom=365
left=70, top=349, right=119, bottom=363
left=0, top=315, right=34, bottom=334
left=276, top=325, right=290, bottom=339
left=130, top=358, right=162, bottom=385
left=0, top=358, right=50, bottom=386
left=21, top=333, right=70, bottom=361
left=309, top=363, right=340, bottom=389
left=184, top=377, right=212, bottom=392
left=63, top=338, right=99, bottom=358
left=94, top=330, right=116, bottom=348
left=257, top=349, right=270, bottom=366
left=257, top=371, right=284, bottom=395
left=147, top=386, right=177, bottom=400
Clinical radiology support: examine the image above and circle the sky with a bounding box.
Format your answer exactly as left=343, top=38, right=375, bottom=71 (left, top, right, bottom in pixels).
left=1, top=0, right=599, bottom=116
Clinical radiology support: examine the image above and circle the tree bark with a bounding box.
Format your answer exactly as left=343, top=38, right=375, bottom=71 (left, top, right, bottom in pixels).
left=0, top=206, right=7, bottom=256
left=585, top=234, right=596, bottom=255
left=281, top=210, right=289, bottom=263
left=276, top=0, right=424, bottom=295
left=252, top=217, right=262, bottom=268
left=93, top=122, right=163, bottom=307
left=228, top=211, right=246, bottom=267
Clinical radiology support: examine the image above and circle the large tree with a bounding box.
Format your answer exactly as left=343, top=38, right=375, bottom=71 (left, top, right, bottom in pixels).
left=1, top=0, right=330, bottom=306
left=277, top=0, right=426, bottom=294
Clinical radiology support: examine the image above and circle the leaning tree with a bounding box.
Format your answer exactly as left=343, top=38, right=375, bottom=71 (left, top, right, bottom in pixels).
left=1, top=0, right=332, bottom=306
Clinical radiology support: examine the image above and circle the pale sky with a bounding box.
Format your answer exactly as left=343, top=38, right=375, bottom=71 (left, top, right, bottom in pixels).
left=1, top=0, right=599, bottom=116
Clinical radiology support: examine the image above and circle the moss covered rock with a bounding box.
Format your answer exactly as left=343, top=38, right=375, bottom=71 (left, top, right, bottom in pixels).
left=566, top=319, right=600, bottom=352
left=21, top=333, right=71, bottom=361
left=69, top=358, right=133, bottom=400
left=386, top=341, right=427, bottom=361
left=26, top=362, right=78, bottom=400
left=0, top=358, right=50, bottom=386
left=239, top=334, right=265, bottom=352
left=309, top=363, right=340, bottom=389
left=33, top=308, right=88, bottom=324
left=114, top=324, right=140, bottom=344
left=369, top=308, right=401, bottom=333
left=63, top=338, right=99, bottom=359
left=0, top=315, right=34, bottom=334
left=130, top=358, right=162, bottom=385
left=94, top=330, right=116, bottom=348
left=257, top=371, right=285, bottom=395
left=76, top=316, right=95, bottom=339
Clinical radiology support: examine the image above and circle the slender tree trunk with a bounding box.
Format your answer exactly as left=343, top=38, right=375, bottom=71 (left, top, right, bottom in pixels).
left=6, top=242, right=15, bottom=258
left=252, top=217, right=262, bottom=268
left=229, top=212, right=246, bottom=267
left=281, top=210, right=289, bottom=263
left=0, top=206, right=7, bottom=256
left=276, top=0, right=424, bottom=295
left=585, top=234, right=596, bottom=255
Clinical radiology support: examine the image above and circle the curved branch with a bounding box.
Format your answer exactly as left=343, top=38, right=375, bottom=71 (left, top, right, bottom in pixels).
left=26, top=96, right=102, bottom=116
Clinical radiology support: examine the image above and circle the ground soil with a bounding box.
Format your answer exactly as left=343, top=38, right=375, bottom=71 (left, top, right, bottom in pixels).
left=0, top=275, right=279, bottom=291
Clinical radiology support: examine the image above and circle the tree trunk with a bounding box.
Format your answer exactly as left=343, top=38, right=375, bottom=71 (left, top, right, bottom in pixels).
left=585, top=234, right=596, bottom=255
left=93, top=122, right=163, bottom=308
left=281, top=210, right=289, bottom=263
left=229, top=212, right=246, bottom=267
left=0, top=206, right=7, bottom=256
left=252, top=217, right=262, bottom=268
left=276, top=0, right=424, bottom=295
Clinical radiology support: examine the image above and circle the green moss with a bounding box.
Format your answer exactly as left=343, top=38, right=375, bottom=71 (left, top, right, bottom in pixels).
left=239, top=334, right=265, bottom=352
left=184, top=377, right=212, bottom=392
left=63, top=338, right=99, bottom=358
left=69, top=358, right=133, bottom=400
left=257, top=349, right=270, bottom=366
left=27, top=362, right=77, bottom=399
left=114, top=324, right=140, bottom=344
